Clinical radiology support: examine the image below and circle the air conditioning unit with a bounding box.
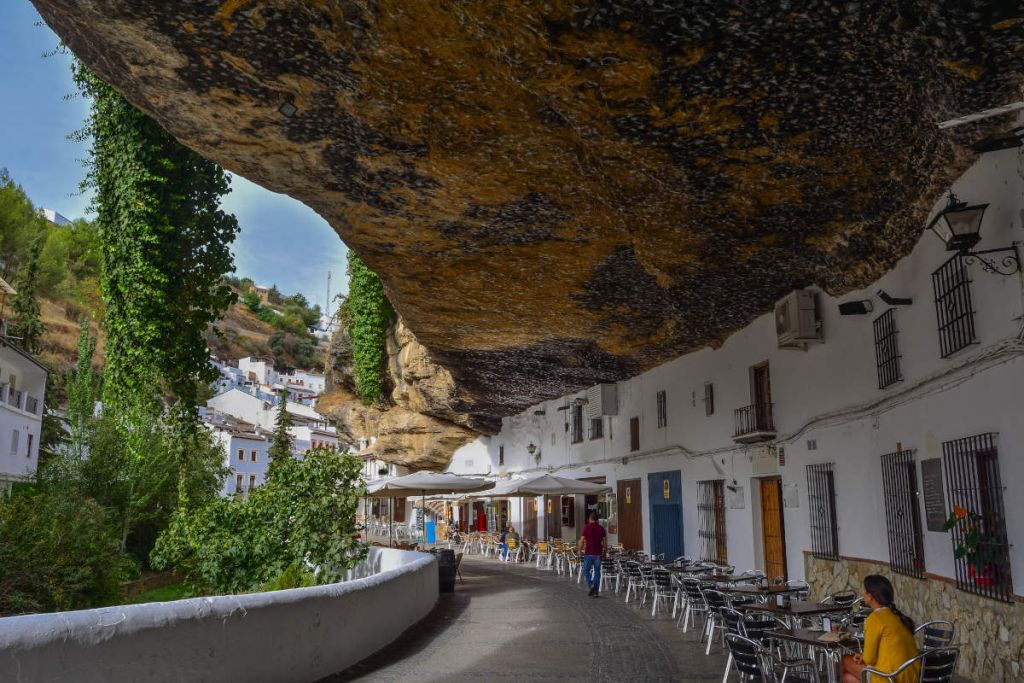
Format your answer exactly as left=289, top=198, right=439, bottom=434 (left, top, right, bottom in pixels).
left=586, top=383, right=618, bottom=418
left=775, top=289, right=822, bottom=349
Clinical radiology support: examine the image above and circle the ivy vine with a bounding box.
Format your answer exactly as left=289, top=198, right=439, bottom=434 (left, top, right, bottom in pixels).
left=72, top=63, right=239, bottom=415
left=346, top=251, right=392, bottom=406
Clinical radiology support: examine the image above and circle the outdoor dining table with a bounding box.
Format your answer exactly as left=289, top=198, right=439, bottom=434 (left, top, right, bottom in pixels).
left=767, top=628, right=860, bottom=683
left=718, top=584, right=793, bottom=597
left=736, top=599, right=844, bottom=628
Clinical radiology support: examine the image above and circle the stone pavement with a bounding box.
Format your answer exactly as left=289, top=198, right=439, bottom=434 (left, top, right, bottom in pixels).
left=323, top=555, right=728, bottom=682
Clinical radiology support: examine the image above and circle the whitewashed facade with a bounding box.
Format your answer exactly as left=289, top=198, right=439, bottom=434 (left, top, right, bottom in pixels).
left=0, top=333, right=47, bottom=491
left=214, top=428, right=269, bottom=498
left=447, top=148, right=1024, bottom=677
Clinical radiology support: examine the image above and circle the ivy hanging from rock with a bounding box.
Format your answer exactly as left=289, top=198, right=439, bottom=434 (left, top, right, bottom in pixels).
left=72, top=63, right=239, bottom=415
left=346, top=251, right=392, bottom=406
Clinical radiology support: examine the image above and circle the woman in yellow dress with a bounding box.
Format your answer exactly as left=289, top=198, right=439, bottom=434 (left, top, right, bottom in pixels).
left=841, top=575, right=920, bottom=683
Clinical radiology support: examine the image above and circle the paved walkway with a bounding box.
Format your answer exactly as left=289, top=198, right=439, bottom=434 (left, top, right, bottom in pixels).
left=323, top=556, right=728, bottom=682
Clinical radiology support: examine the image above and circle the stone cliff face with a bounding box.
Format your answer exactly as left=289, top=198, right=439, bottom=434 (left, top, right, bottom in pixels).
left=35, top=1, right=1024, bottom=429
left=320, top=316, right=478, bottom=470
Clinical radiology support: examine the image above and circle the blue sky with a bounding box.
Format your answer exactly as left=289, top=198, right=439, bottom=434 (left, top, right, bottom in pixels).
left=0, top=2, right=348, bottom=308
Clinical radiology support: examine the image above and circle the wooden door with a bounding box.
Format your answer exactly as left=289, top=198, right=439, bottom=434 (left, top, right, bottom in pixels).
left=394, top=497, right=406, bottom=523
left=760, top=478, right=787, bottom=581
left=523, top=497, right=538, bottom=541
left=752, top=363, right=771, bottom=429
left=617, top=479, right=643, bottom=550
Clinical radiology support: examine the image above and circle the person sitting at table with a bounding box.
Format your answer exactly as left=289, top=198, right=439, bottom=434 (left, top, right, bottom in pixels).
left=505, top=525, right=520, bottom=559
left=498, top=527, right=509, bottom=559
left=841, top=574, right=919, bottom=683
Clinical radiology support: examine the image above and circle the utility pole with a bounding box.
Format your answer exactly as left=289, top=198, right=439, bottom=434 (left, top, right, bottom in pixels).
left=325, top=270, right=331, bottom=314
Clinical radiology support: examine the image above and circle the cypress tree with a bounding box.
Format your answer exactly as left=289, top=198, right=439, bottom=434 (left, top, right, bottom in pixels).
left=8, top=235, right=44, bottom=353
left=268, top=390, right=293, bottom=470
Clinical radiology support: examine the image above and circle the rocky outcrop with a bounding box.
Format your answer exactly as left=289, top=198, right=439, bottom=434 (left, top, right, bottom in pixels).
left=319, top=317, right=478, bottom=470
left=34, top=1, right=1024, bottom=424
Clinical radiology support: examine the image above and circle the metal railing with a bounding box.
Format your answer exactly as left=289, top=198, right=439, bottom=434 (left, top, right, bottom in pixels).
left=733, top=402, right=774, bottom=436
left=8, top=388, right=23, bottom=411
left=24, top=395, right=39, bottom=415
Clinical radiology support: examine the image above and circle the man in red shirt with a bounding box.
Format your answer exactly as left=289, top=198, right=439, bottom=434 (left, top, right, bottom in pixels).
left=579, top=511, right=607, bottom=597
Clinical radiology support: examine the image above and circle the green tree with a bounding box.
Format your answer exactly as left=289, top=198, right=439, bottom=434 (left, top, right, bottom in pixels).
left=8, top=235, right=45, bottom=353
left=73, top=63, right=239, bottom=414
left=268, top=391, right=293, bottom=469
left=152, top=447, right=366, bottom=595
left=0, top=168, right=48, bottom=282
left=346, top=251, right=393, bottom=405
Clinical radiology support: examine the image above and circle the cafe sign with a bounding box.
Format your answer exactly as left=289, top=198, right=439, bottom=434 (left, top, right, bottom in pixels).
left=625, top=487, right=631, bottom=504
left=663, top=479, right=671, bottom=500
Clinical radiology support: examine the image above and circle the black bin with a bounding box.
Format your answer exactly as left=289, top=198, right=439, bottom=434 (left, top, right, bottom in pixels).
left=434, top=548, right=456, bottom=593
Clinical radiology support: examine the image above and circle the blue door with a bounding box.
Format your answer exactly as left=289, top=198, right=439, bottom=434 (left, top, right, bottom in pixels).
left=648, top=471, right=683, bottom=560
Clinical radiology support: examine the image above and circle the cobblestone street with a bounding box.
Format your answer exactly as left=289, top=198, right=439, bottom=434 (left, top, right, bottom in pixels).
left=325, top=556, right=728, bottom=682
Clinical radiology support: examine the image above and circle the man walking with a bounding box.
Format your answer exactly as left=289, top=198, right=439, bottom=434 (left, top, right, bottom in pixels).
left=579, top=511, right=607, bottom=597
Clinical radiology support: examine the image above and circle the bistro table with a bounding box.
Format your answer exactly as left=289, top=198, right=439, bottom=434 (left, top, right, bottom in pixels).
left=736, top=599, right=844, bottom=628
left=767, top=628, right=860, bottom=683
left=719, top=584, right=794, bottom=598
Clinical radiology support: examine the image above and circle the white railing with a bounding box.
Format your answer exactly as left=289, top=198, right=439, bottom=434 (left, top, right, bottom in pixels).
left=0, top=547, right=438, bottom=682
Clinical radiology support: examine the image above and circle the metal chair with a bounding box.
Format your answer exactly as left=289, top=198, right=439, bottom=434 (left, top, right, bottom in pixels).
left=725, top=634, right=819, bottom=683
left=599, top=559, right=618, bottom=594
left=702, top=588, right=730, bottom=655
left=860, top=646, right=960, bottom=683
left=914, top=620, right=955, bottom=648
left=678, top=577, right=710, bottom=632
left=822, top=590, right=857, bottom=607
left=534, top=541, right=551, bottom=569
left=454, top=552, right=465, bottom=584
left=649, top=569, right=675, bottom=617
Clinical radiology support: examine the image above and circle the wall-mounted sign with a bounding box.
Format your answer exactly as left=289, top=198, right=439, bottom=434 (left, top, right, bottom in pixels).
left=778, top=446, right=786, bottom=467
left=726, top=485, right=745, bottom=509
left=663, top=479, right=671, bottom=500
left=625, top=487, right=632, bottom=505
left=921, top=458, right=947, bottom=532
left=546, top=499, right=553, bottom=514
left=783, top=482, right=799, bottom=508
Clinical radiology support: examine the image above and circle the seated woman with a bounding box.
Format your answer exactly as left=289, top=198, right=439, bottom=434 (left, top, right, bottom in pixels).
left=506, top=526, right=521, bottom=559
left=841, top=575, right=920, bottom=683
left=498, top=528, right=508, bottom=559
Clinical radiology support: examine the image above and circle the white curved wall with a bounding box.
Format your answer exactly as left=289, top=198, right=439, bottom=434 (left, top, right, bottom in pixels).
left=0, top=547, right=438, bottom=683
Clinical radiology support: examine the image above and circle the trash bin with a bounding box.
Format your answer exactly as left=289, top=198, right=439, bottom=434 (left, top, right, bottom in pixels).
left=426, top=521, right=437, bottom=544
left=435, top=548, right=456, bottom=593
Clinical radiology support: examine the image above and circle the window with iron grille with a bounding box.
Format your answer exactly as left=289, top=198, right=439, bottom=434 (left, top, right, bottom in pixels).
left=697, top=480, right=728, bottom=564
left=942, top=433, right=1013, bottom=602
left=499, top=445, right=504, bottom=466
left=570, top=404, right=584, bottom=443
left=704, top=382, right=714, bottom=416
left=806, top=463, right=839, bottom=560
left=932, top=254, right=977, bottom=358
left=880, top=449, right=924, bottom=578
left=873, top=309, right=902, bottom=389
left=588, top=417, right=603, bottom=440
left=629, top=417, right=640, bottom=452
left=656, top=390, right=667, bottom=428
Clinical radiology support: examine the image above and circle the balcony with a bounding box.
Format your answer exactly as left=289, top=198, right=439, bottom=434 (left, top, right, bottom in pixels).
left=733, top=403, right=776, bottom=443
left=8, top=388, right=23, bottom=411
left=24, top=395, right=39, bottom=415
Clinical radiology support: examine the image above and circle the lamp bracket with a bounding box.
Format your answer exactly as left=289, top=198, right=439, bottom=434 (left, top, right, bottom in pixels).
left=961, top=245, right=1021, bottom=276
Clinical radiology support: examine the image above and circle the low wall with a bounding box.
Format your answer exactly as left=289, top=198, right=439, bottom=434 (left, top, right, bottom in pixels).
left=0, top=547, right=438, bottom=683
left=805, top=553, right=1022, bottom=682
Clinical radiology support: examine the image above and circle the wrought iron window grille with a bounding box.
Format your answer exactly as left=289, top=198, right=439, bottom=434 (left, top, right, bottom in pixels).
left=806, top=462, right=839, bottom=561
left=942, top=433, right=1013, bottom=602
left=931, top=254, right=977, bottom=358
left=656, top=390, right=667, bottom=428
left=697, top=480, right=728, bottom=565
left=880, top=449, right=925, bottom=578
left=873, top=309, right=902, bottom=389
left=588, top=417, right=603, bottom=440
left=570, top=404, right=584, bottom=444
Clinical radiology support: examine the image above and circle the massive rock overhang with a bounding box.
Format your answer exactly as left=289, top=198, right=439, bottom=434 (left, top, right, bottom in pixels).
left=34, top=1, right=1024, bottom=431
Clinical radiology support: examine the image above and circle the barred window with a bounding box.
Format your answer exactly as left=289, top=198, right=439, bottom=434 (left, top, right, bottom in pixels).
left=880, top=449, right=924, bottom=577
left=943, top=433, right=1013, bottom=602
left=932, top=254, right=977, bottom=358
left=873, top=309, right=902, bottom=389
left=697, top=480, right=728, bottom=564
left=656, top=390, right=667, bottom=428
left=588, top=417, right=603, bottom=440
left=570, top=404, right=584, bottom=443
left=704, top=382, right=714, bottom=416
left=499, top=445, right=504, bottom=466
left=806, top=463, right=839, bottom=560
left=629, top=417, right=640, bottom=452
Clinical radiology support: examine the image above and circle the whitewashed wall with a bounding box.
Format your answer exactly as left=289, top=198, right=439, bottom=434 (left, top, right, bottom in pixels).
left=451, top=146, right=1024, bottom=593
left=0, top=342, right=46, bottom=484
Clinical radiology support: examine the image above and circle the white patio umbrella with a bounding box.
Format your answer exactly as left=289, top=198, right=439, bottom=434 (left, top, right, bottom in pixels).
left=367, top=472, right=495, bottom=546
left=475, top=474, right=612, bottom=541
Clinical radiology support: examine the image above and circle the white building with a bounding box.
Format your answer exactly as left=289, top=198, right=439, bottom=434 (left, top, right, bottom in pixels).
left=39, top=208, right=72, bottom=226
left=209, top=416, right=269, bottom=498
left=237, top=357, right=277, bottom=386
left=0, top=320, right=48, bottom=493
left=447, top=148, right=1024, bottom=680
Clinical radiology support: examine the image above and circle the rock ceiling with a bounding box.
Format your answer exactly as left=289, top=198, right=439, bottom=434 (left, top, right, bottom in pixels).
left=34, top=1, right=1024, bottom=430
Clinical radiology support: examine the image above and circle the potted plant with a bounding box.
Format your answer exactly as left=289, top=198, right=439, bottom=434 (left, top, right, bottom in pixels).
left=943, top=505, right=996, bottom=585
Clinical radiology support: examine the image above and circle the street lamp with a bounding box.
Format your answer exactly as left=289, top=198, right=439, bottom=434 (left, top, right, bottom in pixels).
left=927, top=191, right=1020, bottom=275
left=527, top=442, right=541, bottom=464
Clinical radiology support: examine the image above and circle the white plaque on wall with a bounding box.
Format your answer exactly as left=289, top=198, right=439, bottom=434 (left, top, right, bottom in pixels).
left=783, top=482, right=799, bottom=508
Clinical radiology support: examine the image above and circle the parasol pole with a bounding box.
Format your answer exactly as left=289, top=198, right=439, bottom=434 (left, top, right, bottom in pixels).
left=389, top=496, right=393, bottom=548
left=422, top=488, right=426, bottom=549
